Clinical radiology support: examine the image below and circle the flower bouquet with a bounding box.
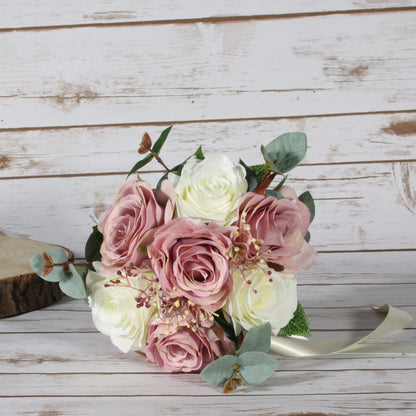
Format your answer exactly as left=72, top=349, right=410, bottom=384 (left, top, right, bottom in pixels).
left=31, top=127, right=318, bottom=392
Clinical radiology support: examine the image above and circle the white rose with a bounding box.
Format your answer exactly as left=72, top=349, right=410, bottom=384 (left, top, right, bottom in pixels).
left=168, top=153, right=248, bottom=226
left=86, top=262, right=157, bottom=353
left=222, top=264, right=298, bottom=335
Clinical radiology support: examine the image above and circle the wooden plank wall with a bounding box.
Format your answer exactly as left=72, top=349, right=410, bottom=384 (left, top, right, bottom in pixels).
left=1, top=2, right=416, bottom=415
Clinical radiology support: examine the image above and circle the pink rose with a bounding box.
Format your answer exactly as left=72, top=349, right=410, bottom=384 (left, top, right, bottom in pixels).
left=145, top=318, right=235, bottom=373
left=99, top=179, right=175, bottom=273
left=148, top=218, right=234, bottom=311
left=234, top=191, right=317, bottom=272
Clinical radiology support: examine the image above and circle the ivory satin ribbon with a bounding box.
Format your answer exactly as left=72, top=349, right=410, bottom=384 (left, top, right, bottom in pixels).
left=270, top=305, right=416, bottom=357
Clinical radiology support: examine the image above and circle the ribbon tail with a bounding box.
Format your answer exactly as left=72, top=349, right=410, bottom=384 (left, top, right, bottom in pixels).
left=270, top=304, right=416, bottom=357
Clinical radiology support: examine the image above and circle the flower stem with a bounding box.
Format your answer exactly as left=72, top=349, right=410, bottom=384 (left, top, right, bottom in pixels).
left=149, top=149, right=170, bottom=171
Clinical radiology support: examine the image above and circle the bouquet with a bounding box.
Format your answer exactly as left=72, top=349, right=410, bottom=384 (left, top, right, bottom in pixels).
left=31, top=127, right=318, bottom=393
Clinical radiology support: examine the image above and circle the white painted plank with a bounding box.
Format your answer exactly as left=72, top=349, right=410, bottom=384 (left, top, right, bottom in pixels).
left=1, top=112, right=415, bottom=178
left=1, top=394, right=415, bottom=416
left=1, top=368, right=415, bottom=397
left=1, top=330, right=414, bottom=374
left=1, top=1, right=416, bottom=29
left=1, top=162, right=416, bottom=255
left=1, top=12, right=415, bottom=128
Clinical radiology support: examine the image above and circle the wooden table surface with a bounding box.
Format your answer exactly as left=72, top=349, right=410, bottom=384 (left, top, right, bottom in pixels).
left=1, top=1, right=416, bottom=415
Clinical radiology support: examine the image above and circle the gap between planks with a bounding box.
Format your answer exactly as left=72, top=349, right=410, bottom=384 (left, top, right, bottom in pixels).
left=1, top=6, right=416, bottom=32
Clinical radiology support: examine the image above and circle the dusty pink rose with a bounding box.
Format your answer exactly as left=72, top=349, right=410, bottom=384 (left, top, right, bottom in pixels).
left=148, top=218, right=234, bottom=311
left=145, top=318, right=235, bottom=373
left=99, top=179, right=175, bottom=273
left=234, top=191, right=317, bottom=272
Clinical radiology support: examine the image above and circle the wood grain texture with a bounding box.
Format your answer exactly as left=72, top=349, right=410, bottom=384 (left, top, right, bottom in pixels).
left=1, top=395, right=415, bottom=416
left=1, top=112, right=415, bottom=178
left=0, top=12, right=415, bottom=129
left=0, top=237, right=70, bottom=318
left=1, top=0, right=415, bottom=29
left=2, top=162, right=416, bottom=256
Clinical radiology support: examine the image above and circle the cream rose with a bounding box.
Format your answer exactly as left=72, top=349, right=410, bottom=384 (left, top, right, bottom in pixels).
left=168, top=153, right=248, bottom=226
left=86, top=262, right=157, bottom=353
left=222, top=264, right=297, bottom=335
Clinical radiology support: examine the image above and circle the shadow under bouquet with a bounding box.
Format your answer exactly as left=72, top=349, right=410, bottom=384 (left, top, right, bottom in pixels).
left=31, top=127, right=317, bottom=393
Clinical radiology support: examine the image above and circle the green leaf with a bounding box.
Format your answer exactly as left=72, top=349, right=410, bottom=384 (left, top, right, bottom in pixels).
left=127, top=153, right=153, bottom=178
left=298, top=191, right=315, bottom=222
left=194, top=145, right=205, bottom=160
left=239, top=159, right=257, bottom=192
left=59, top=263, right=87, bottom=299
left=85, top=225, right=103, bottom=262
left=151, top=126, right=172, bottom=155
left=238, top=351, right=278, bottom=385
left=30, top=247, right=69, bottom=282
left=237, top=322, right=272, bottom=355
left=265, top=189, right=284, bottom=199
left=250, top=164, right=267, bottom=184
left=274, top=175, right=288, bottom=191
left=304, top=231, right=311, bottom=243
left=261, top=132, right=307, bottom=174
left=200, top=355, right=237, bottom=387
left=278, top=302, right=311, bottom=337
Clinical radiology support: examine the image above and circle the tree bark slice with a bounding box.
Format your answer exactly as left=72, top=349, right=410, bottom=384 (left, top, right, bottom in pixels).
left=0, top=237, right=73, bottom=318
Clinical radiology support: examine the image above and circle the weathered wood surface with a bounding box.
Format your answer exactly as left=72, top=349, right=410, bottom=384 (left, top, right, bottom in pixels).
left=1, top=12, right=416, bottom=129
left=1, top=1, right=416, bottom=29
left=0, top=1, right=415, bottom=415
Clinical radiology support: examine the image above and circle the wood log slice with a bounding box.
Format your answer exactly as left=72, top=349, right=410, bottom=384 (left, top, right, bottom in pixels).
left=0, top=236, right=72, bottom=318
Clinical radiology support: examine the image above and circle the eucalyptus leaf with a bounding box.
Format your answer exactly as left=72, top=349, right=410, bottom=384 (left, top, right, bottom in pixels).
left=237, top=322, right=271, bottom=355
left=30, top=247, right=69, bottom=282
left=127, top=153, right=153, bottom=178
left=262, top=132, right=307, bottom=174
left=278, top=302, right=311, bottom=337
left=85, top=225, right=103, bottom=262
left=152, top=126, right=172, bottom=155
left=239, top=159, right=257, bottom=192
left=274, top=174, right=288, bottom=191
left=59, top=263, right=87, bottom=299
left=298, top=191, right=315, bottom=222
left=200, top=355, right=237, bottom=387
left=265, top=189, right=284, bottom=200
left=238, top=351, right=278, bottom=385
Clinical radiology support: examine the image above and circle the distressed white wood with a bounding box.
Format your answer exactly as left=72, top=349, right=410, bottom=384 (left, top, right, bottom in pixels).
left=1, top=368, right=415, bottom=396
left=2, top=162, right=416, bottom=255
left=1, top=12, right=415, bottom=129
left=1, top=1, right=416, bottom=29
left=1, top=112, right=415, bottom=178
left=1, top=395, right=415, bottom=416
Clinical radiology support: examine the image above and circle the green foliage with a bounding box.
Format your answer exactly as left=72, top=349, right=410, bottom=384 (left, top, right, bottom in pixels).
left=299, top=191, right=315, bottom=222
left=201, top=322, right=278, bottom=393
left=304, top=231, right=311, bottom=243
left=127, top=126, right=173, bottom=177
left=278, top=302, right=311, bottom=337
left=200, top=355, right=237, bottom=387
left=237, top=322, right=272, bottom=355
left=265, top=189, right=284, bottom=200
left=194, top=145, right=205, bottom=160
left=274, top=174, right=288, bottom=191
left=239, top=159, right=258, bottom=192
left=261, top=132, right=307, bottom=174
left=250, top=164, right=267, bottom=184
left=238, top=351, right=278, bottom=385
left=30, top=247, right=87, bottom=300
left=85, top=225, right=103, bottom=262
